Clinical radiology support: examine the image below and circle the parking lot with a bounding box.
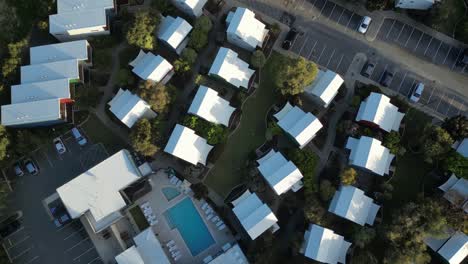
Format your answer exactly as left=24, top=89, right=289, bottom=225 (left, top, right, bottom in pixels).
left=377, top=18, right=468, bottom=74
left=3, top=127, right=109, bottom=264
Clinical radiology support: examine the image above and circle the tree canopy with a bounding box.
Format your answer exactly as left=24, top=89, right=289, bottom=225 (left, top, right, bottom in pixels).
left=383, top=131, right=405, bottom=155
left=0, top=126, right=10, bottom=162
left=421, top=125, right=454, bottom=164
left=340, top=167, right=357, bottom=185
left=126, top=11, right=160, bottom=50
left=138, top=82, right=174, bottom=114
left=130, top=119, right=159, bottom=156
left=352, top=226, right=376, bottom=249
left=442, top=115, right=468, bottom=141
left=275, top=56, right=318, bottom=96
left=442, top=150, right=468, bottom=179
left=319, top=179, right=335, bottom=202
left=182, top=115, right=228, bottom=145
left=286, top=148, right=319, bottom=195
left=188, top=16, right=212, bottom=51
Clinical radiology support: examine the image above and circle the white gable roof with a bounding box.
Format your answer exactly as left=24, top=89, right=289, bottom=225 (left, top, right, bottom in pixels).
left=158, top=16, right=192, bottom=50
left=345, top=136, right=395, bottom=176
left=356, top=92, right=405, bottom=132
left=305, top=70, right=343, bottom=107
left=274, top=102, right=323, bottom=148
left=226, top=8, right=267, bottom=50
left=49, top=8, right=107, bottom=34
left=30, top=40, right=89, bottom=64
left=174, top=0, right=207, bottom=16
left=232, top=191, right=278, bottom=240
left=57, top=0, right=114, bottom=13
left=209, top=47, right=254, bottom=89
left=302, top=224, right=351, bottom=264
left=108, top=88, right=157, bottom=128
left=11, top=79, right=71, bottom=104
left=116, top=228, right=171, bottom=264
left=1, top=98, right=61, bottom=126
left=441, top=175, right=468, bottom=213
left=57, top=150, right=141, bottom=228
left=328, top=186, right=380, bottom=226
left=130, top=50, right=173, bottom=82
left=456, top=138, right=468, bottom=158
left=438, top=232, right=468, bottom=264
left=188, top=85, right=235, bottom=126
left=257, top=150, right=303, bottom=195
left=208, top=244, right=249, bottom=264
left=164, top=124, right=213, bottom=165
left=20, top=59, right=79, bottom=84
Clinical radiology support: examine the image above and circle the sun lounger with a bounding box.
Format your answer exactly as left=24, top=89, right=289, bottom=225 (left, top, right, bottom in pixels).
left=218, top=224, right=226, bottom=231
left=222, top=243, right=231, bottom=251
left=203, top=255, right=213, bottom=263
left=174, top=254, right=182, bottom=261
left=170, top=176, right=177, bottom=184
left=176, top=180, right=182, bottom=187
left=166, top=241, right=175, bottom=247
left=206, top=214, right=214, bottom=221
left=205, top=208, right=213, bottom=215
left=171, top=250, right=180, bottom=257
left=216, top=220, right=223, bottom=227
left=211, top=216, right=219, bottom=223
left=201, top=202, right=208, bottom=210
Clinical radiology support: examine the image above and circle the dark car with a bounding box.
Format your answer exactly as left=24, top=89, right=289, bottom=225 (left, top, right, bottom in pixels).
left=13, top=163, right=24, bottom=177
left=282, top=28, right=298, bottom=50
left=361, top=62, right=375, bottom=78
left=380, top=71, right=394, bottom=87
left=23, top=158, right=39, bottom=175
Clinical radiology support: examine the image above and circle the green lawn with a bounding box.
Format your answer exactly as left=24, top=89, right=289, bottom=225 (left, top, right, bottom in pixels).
left=81, top=114, right=128, bottom=155
left=203, top=52, right=285, bottom=197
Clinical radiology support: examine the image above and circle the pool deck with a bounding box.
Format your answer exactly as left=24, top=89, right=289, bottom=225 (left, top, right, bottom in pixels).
left=133, top=170, right=236, bottom=264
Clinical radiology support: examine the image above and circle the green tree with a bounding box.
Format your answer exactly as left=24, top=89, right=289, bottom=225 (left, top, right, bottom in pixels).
left=37, top=20, right=48, bottom=30
left=319, top=180, right=336, bottom=202
left=442, top=115, right=468, bottom=141
left=173, top=59, right=191, bottom=74
left=150, top=0, right=175, bottom=14
left=340, top=167, right=357, bottom=185
left=173, top=48, right=198, bottom=74
left=366, top=0, right=387, bottom=11
left=352, top=227, right=376, bottom=249
left=126, top=10, right=160, bottom=50
left=188, top=16, right=212, bottom=51
left=0, top=126, right=10, bottom=162
left=304, top=194, right=327, bottom=225
left=206, top=125, right=227, bottom=145
left=194, top=16, right=213, bottom=32
left=130, top=119, right=158, bottom=156
left=250, top=50, right=266, bottom=69
left=138, top=82, right=173, bottom=114
left=442, top=151, right=468, bottom=179
left=286, top=148, right=319, bottom=195
left=421, top=125, right=454, bottom=163
left=383, top=131, right=405, bottom=155
left=352, top=250, right=378, bottom=264
left=275, top=57, right=318, bottom=96
left=181, top=48, right=198, bottom=65
left=2, top=39, right=28, bottom=79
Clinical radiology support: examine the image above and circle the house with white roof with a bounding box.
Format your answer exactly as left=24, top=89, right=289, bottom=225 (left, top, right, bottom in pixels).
left=225, top=7, right=268, bottom=51
left=29, top=40, right=92, bottom=66
left=328, top=186, right=380, bottom=226
left=425, top=231, right=468, bottom=264
left=356, top=92, right=405, bottom=133
left=305, top=70, right=343, bottom=108
left=158, top=16, right=192, bottom=54
left=115, top=228, right=171, bottom=264
left=395, top=0, right=434, bottom=10
left=1, top=98, right=72, bottom=127
left=345, top=136, right=395, bottom=176
left=164, top=124, right=214, bottom=166
left=256, top=150, right=303, bottom=195
left=231, top=190, right=279, bottom=240
left=454, top=138, right=468, bottom=158
left=11, top=79, right=71, bottom=104
left=208, top=243, right=249, bottom=264
left=49, top=0, right=115, bottom=41
left=209, top=47, right=255, bottom=90
left=129, top=50, right=173, bottom=83
left=171, top=0, right=207, bottom=17
left=273, top=102, right=323, bottom=149
left=300, top=224, right=351, bottom=264
left=20, top=59, right=82, bottom=84
left=108, top=88, right=157, bottom=129
left=57, top=150, right=142, bottom=233
left=438, top=174, right=468, bottom=213
left=188, top=85, right=235, bottom=126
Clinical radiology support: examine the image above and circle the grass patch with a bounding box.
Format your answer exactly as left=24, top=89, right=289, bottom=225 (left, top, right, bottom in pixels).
left=128, top=206, right=149, bottom=231
left=93, top=48, right=113, bottom=73
left=203, top=52, right=285, bottom=197
left=81, top=113, right=128, bottom=154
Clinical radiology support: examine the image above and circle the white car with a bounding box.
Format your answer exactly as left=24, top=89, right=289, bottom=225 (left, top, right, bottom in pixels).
left=409, top=83, right=424, bottom=103
left=358, top=16, right=372, bottom=34
left=53, top=138, right=66, bottom=154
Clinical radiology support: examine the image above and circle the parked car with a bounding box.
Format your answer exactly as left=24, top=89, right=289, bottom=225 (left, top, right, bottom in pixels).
left=13, top=163, right=24, bottom=177
left=361, top=62, right=375, bottom=78
left=380, top=71, right=394, bottom=87
left=282, top=28, right=298, bottom=50
left=23, top=158, right=39, bottom=175
left=358, top=16, right=372, bottom=34
left=53, top=137, right=66, bottom=154
left=409, top=82, right=425, bottom=103
left=71, top=127, right=87, bottom=146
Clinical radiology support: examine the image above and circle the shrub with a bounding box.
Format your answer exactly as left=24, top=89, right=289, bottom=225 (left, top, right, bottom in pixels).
left=138, top=82, right=174, bottom=114
left=37, top=20, right=48, bottom=30
left=130, top=119, right=159, bottom=156
left=319, top=180, right=336, bottom=202
left=182, top=115, right=228, bottom=145
left=286, top=148, right=319, bottom=195
left=188, top=16, right=212, bottom=51
left=275, top=56, right=318, bottom=96
left=340, top=167, right=357, bottom=185
left=126, top=10, right=160, bottom=50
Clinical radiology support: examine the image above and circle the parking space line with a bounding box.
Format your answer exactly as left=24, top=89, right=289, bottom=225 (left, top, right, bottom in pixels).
left=397, top=72, right=407, bottom=92
left=73, top=247, right=94, bottom=262
left=57, top=220, right=78, bottom=232
left=446, top=96, right=456, bottom=115
left=460, top=64, right=466, bottom=73
left=290, top=34, right=301, bottom=51
left=65, top=237, right=90, bottom=253
left=298, top=35, right=309, bottom=56
left=407, top=79, right=416, bottom=96
left=413, top=33, right=424, bottom=51
left=88, top=256, right=101, bottom=264
left=405, top=27, right=415, bottom=47
left=396, top=24, right=405, bottom=41
left=24, top=255, right=39, bottom=264
left=385, top=20, right=396, bottom=39
left=451, top=49, right=463, bottom=69
left=436, top=91, right=446, bottom=110
left=329, top=3, right=336, bottom=20
left=335, top=54, right=344, bottom=71
left=64, top=227, right=84, bottom=241
left=337, top=8, right=345, bottom=25
left=42, top=152, right=54, bottom=168
left=433, top=41, right=443, bottom=60
left=318, top=0, right=328, bottom=18
left=6, top=235, right=30, bottom=250
left=307, top=41, right=318, bottom=59
left=11, top=246, right=32, bottom=260
left=345, top=13, right=354, bottom=30
left=318, top=46, right=327, bottom=62
left=326, top=49, right=336, bottom=68
left=378, top=64, right=389, bottom=81
left=427, top=86, right=436, bottom=103
left=443, top=46, right=452, bottom=64
left=423, top=37, right=433, bottom=55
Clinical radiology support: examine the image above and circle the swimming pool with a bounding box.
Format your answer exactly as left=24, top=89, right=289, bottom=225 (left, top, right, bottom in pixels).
left=161, top=187, right=180, bottom=201
left=164, top=198, right=215, bottom=256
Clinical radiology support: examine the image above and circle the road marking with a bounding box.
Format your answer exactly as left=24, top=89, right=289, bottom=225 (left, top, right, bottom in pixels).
left=443, top=46, right=452, bottom=64
left=451, top=49, right=463, bottom=70
left=407, top=79, right=416, bottom=96
left=397, top=72, right=407, bottom=92
left=11, top=246, right=32, bottom=260
left=423, top=37, right=433, bottom=56
left=337, top=8, right=345, bottom=25
left=460, top=64, right=467, bottom=73
left=6, top=235, right=30, bottom=250
left=57, top=220, right=78, bottom=232
left=385, top=20, right=396, bottom=39
left=413, top=33, right=424, bottom=51
left=64, top=227, right=84, bottom=241
left=24, top=256, right=39, bottom=264
left=446, top=96, right=456, bottom=115
left=329, top=3, right=336, bottom=20
left=318, top=0, right=328, bottom=18
left=427, top=86, right=436, bottom=104
left=433, top=41, right=443, bottom=60
left=88, top=256, right=101, bottom=264
left=405, top=27, right=415, bottom=47
left=345, top=13, right=354, bottom=31
left=290, top=34, right=301, bottom=51
left=65, top=237, right=90, bottom=253
left=335, top=54, right=344, bottom=71
left=42, top=152, right=54, bottom=168
left=396, top=24, right=405, bottom=42
left=436, top=91, right=446, bottom=111
left=308, top=40, right=318, bottom=59
left=73, top=247, right=95, bottom=262
left=378, top=64, right=388, bottom=82
left=317, top=46, right=327, bottom=62
left=298, top=35, right=309, bottom=56
left=326, top=49, right=336, bottom=68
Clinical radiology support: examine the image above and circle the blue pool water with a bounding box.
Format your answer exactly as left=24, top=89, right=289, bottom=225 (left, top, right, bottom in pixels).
left=164, top=198, right=215, bottom=256
left=161, top=187, right=180, bottom=201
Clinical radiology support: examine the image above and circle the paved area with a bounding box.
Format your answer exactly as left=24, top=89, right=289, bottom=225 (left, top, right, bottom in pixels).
left=377, top=18, right=468, bottom=75
left=3, top=128, right=108, bottom=264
